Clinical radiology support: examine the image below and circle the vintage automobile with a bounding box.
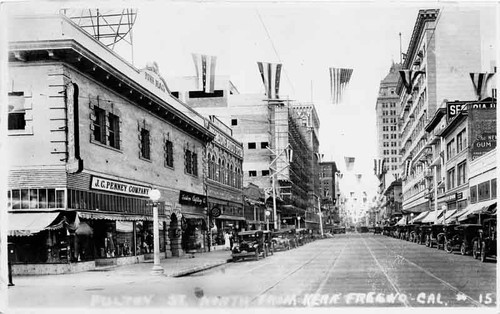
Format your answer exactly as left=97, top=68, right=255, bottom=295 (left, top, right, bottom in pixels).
left=382, top=226, right=390, bottom=236
left=333, top=226, right=346, bottom=234
left=444, top=224, right=482, bottom=255
left=420, top=225, right=431, bottom=245
left=359, top=226, right=369, bottom=233
left=231, top=230, right=266, bottom=262
left=296, top=228, right=309, bottom=245
left=405, top=224, right=417, bottom=241
left=425, top=224, right=446, bottom=249
left=373, top=226, right=382, bottom=234
left=473, top=218, right=497, bottom=262
left=272, top=229, right=292, bottom=251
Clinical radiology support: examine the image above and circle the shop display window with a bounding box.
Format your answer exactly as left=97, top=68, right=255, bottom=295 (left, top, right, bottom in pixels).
left=8, top=188, right=64, bottom=210
left=116, top=221, right=134, bottom=257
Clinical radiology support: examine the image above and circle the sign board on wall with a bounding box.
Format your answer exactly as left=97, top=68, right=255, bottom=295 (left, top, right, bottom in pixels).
left=179, top=190, right=207, bottom=207
left=90, top=176, right=151, bottom=198
left=468, top=99, right=497, bottom=161
left=447, top=100, right=496, bottom=121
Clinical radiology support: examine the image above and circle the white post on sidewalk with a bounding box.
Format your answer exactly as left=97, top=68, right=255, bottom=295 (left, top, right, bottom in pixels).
left=149, top=189, right=164, bottom=275
left=318, top=197, right=324, bottom=237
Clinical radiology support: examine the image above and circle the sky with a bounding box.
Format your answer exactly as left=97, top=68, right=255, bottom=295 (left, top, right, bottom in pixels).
left=5, top=0, right=490, bottom=199
left=129, top=1, right=422, bottom=198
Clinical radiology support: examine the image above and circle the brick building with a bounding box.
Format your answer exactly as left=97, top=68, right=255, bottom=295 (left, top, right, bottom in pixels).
left=6, top=14, right=214, bottom=274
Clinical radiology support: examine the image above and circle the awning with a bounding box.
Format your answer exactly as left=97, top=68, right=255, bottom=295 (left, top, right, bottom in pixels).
left=182, top=212, right=206, bottom=219
left=8, top=212, right=60, bottom=237
left=76, top=222, right=94, bottom=235
left=409, top=211, right=430, bottom=224
left=458, top=200, right=497, bottom=222
left=445, top=209, right=467, bottom=223
left=216, top=214, right=246, bottom=221
left=421, top=209, right=445, bottom=224
left=78, top=211, right=164, bottom=222
left=396, top=217, right=406, bottom=226
left=441, top=209, right=458, bottom=224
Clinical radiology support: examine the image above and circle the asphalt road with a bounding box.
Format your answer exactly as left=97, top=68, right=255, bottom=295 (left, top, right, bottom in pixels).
left=8, top=232, right=497, bottom=310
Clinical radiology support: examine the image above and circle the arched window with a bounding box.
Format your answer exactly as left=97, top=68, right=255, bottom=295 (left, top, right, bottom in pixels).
left=211, top=155, right=216, bottom=179
left=217, top=158, right=221, bottom=182
left=230, top=163, right=234, bottom=187
left=221, top=159, right=226, bottom=184
left=208, top=153, right=213, bottom=179
left=226, top=161, right=230, bottom=186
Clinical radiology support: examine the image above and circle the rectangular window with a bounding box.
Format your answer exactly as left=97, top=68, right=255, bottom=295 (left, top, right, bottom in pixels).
left=491, top=178, right=497, bottom=199
left=11, top=189, right=20, bottom=209
left=108, top=113, right=120, bottom=149
left=56, top=190, right=65, bottom=208
left=457, top=161, right=466, bottom=186
left=446, top=139, right=455, bottom=160
left=48, top=189, right=56, bottom=208
left=192, top=152, right=198, bottom=176
left=21, top=189, right=29, bottom=209
left=478, top=181, right=491, bottom=201
left=447, top=168, right=455, bottom=190
left=185, top=149, right=192, bottom=174
left=29, top=189, right=38, bottom=209
left=470, top=185, right=478, bottom=203
left=231, top=119, right=238, bottom=126
left=248, top=142, right=256, bottom=149
left=262, top=170, right=270, bottom=176
left=165, top=140, right=174, bottom=168
left=140, top=128, right=150, bottom=160
left=249, top=171, right=257, bottom=177
left=38, top=189, right=47, bottom=208
left=8, top=92, right=26, bottom=130
left=261, top=142, right=269, bottom=149
left=93, top=107, right=106, bottom=144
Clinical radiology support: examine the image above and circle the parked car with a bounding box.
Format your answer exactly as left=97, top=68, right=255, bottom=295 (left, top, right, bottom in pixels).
left=272, top=230, right=292, bottom=251
left=473, top=218, right=497, bottom=262
left=373, top=227, right=382, bottom=234
left=444, top=224, right=482, bottom=255
left=382, top=226, right=391, bottom=236
left=359, top=226, right=369, bottom=233
left=420, top=225, right=431, bottom=245
left=231, top=230, right=266, bottom=262
left=425, top=224, right=446, bottom=249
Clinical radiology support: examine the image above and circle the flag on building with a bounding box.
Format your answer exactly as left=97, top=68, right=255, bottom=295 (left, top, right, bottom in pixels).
left=399, top=70, right=425, bottom=94
left=257, top=62, right=282, bottom=99
left=344, top=156, right=355, bottom=171
left=470, top=72, right=494, bottom=100
left=329, top=67, right=353, bottom=104
left=192, top=53, right=217, bottom=93
left=373, top=158, right=385, bottom=176
left=402, top=159, right=412, bottom=178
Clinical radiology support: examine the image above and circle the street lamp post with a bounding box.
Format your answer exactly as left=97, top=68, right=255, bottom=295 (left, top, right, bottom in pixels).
left=265, top=210, right=271, bottom=231
left=297, top=216, right=301, bottom=229
left=149, top=189, right=164, bottom=275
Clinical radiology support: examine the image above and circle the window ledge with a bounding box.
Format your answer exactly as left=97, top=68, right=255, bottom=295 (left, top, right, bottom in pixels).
left=8, top=127, right=34, bottom=136
left=139, top=156, right=152, bottom=163
left=90, top=139, right=123, bottom=153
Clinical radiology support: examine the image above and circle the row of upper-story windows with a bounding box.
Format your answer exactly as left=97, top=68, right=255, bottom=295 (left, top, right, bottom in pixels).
left=382, top=141, right=398, bottom=147
left=247, top=142, right=269, bottom=149
left=382, top=110, right=397, bottom=116
left=382, top=149, right=399, bottom=155
left=90, top=99, right=198, bottom=177
left=381, top=103, right=397, bottom=108
left=447, top=161, right=467, bottom=190
left=382, top=118, right=398, bottom=124
left=382, top=126, right=397, bottom=132
left=383, top=133, right=399, bottom=140
left=446, top=128, right=467, bottom=160
left=207, top=153, right=242, bottom=189
left=248, top=170, right=270, bottom=177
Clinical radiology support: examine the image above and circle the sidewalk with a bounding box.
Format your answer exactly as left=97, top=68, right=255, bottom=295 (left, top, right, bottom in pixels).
left=10, top=248, right=233, bottom=287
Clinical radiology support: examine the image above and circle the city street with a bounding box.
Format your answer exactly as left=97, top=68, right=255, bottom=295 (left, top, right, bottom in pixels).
left=8, top=233, right=496, bottom=309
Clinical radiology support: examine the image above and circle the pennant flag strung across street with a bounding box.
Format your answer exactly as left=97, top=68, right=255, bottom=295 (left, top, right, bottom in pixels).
left=355, top=174, right=362, bottom=182
left=470, top=72, right=494, bottom=100
left=192, top=53, right=217, bottom=93
left=344, top=156, right=355, bottom=171
left=257, top=62, right=282, bottom=99
left=399, top=70, right=425, bottom=94
left=329, top=67, right=353, bottom=104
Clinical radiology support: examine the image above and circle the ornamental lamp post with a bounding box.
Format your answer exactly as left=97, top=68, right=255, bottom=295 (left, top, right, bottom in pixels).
left=265, top=210, right=271, bottom=231
left=149, top=188, right=164, bottom=275
left=297, top=216, right=301, bottom=229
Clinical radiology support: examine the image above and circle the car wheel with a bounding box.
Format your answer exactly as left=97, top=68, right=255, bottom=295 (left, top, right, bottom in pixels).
left=444, top=241, right=453, bottom=254
left=460, top=243, right=466, bottom=255
left=472, top=241, right=479, bottom=259
left=480, top=241, right=486, bottom=262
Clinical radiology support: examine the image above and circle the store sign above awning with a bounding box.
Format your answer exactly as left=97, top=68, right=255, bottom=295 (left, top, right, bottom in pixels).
left=179, top=190, right=207, bottom=207
left=90, top=175, right=151, bottom=198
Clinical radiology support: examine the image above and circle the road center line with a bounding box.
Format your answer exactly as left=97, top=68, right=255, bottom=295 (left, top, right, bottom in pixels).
left=360, top=236, right=411, bottom=307
left=368, top=237, right=484, bottom=307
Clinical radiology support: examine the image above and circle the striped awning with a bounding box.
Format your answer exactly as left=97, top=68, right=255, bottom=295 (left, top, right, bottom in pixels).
left=458, top=200, right=497, bottom=222
left=409, top=211, right=430, bottom=224
left=8, top=212, right=61, bottom=237
left=421, top=209, right=445, bottom=224
left=77, top=211, right=166, bottom=222
left=396, top=217, right=406, bottom=226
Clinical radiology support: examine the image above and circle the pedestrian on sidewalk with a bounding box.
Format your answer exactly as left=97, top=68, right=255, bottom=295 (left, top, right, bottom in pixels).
left=224, top=232, right=231, bottom=250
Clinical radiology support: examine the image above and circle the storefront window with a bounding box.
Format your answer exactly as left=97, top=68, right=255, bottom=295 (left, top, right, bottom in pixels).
left=48, top=189, right=56, bottom=208
left=116, top=221, right=134, bottom=257
left=136, top=221, right=153, bottom=254
left=11, top=189, right=20, bottom=209
left=21, top=189, right=29, bottom=209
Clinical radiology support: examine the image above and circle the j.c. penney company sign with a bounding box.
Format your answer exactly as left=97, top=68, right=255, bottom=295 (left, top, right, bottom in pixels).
left=90, top=176, right=151, bottom=198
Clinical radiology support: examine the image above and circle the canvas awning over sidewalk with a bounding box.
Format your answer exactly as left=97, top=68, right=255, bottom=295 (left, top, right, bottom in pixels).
left=8, top=212, right=60, bottom=236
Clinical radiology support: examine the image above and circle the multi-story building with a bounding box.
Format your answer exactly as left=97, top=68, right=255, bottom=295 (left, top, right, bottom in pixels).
left=290, top=103, right=321, bottom=231
left=168, top=75, right=315, bottom=231
left=376, top=62, right=402, bottom=185
left=398, top=8, right=492, bottom=217
left=319, top=161, right=339, bottom=230
left=204, top=116, right=244, bottom=247
left=6, top=14, right=215, bottom=274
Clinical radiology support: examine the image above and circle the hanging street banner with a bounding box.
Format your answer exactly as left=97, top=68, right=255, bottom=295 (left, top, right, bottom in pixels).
left=329, top=67, right=353, bottom=104
left=192, top=53, right=217, bottom=93
left=257, top=61, right=282, bottom=100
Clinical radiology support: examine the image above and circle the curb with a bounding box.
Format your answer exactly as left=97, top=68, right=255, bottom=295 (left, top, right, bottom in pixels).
left=168, top=259, right=231, bottom=278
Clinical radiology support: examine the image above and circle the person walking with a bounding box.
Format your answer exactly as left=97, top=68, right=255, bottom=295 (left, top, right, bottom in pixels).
left=224, top=232, right=231, bottom=250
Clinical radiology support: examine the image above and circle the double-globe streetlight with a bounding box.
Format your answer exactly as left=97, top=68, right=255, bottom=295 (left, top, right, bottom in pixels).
left=148, top=188, right=163, bottom=275
left=267, top=144, right=293, bottom=231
